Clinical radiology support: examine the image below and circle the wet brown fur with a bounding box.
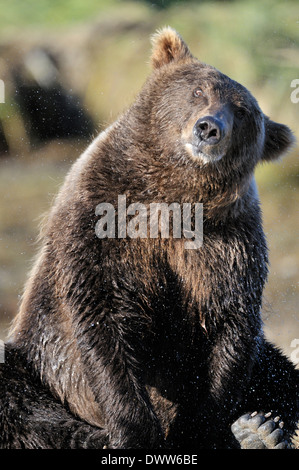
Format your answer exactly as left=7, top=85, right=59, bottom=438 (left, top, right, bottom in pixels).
left=3, top=28, right=298, bottom=449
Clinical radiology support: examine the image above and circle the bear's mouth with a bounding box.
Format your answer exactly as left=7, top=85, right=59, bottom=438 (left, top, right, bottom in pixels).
left=185, top=140, right=228, bottom=165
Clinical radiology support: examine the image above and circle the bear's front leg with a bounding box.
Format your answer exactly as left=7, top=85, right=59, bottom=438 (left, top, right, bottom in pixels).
left=73, top=304, right=164, bottom=449
left=238, top=339, right=299, bottom=445
left=46, top=215, right=165, bottom=448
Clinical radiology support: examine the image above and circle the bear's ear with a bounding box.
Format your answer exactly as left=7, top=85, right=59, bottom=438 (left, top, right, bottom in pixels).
left=151, top=27, right=193, bottom=69
left=262, top=117, right=295, bottom=161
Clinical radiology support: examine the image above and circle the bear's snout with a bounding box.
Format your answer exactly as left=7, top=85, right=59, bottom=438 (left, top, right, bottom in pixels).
left=184, top=107, right=234, bottom=164
left=193, top=116, right=225, bottom=145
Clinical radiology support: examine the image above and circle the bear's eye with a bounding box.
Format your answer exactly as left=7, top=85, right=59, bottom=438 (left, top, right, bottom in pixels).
left=193, top=88, right=203, bottom=98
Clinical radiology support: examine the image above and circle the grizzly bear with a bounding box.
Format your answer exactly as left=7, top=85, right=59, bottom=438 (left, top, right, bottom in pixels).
left=0, top=27, right=298, bottom=449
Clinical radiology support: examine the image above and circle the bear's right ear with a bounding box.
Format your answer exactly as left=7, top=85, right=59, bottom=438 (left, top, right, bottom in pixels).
left=262, top=117, right=296, bottom=161
left=151, top=27, right=193, bottom=69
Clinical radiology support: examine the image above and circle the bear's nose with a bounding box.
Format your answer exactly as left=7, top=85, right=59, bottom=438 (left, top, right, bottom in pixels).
left=194, top=116, right=224, bottom=145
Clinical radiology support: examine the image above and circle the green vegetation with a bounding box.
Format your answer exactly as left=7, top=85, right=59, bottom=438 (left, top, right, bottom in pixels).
left=0, top=0, right=298, bottom=356
left=0, top=0, right=120, bottom=31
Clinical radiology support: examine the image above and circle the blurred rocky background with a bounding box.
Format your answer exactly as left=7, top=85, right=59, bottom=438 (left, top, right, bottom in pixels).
left=0, top=0, right=298, bottom=364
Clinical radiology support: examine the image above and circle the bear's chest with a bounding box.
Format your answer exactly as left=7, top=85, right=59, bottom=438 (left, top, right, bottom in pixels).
left=166, top=224, right=267, bottom=304
left=140, top=220, right=267, bottom=358
left=142, top=226, right=267, bottom=397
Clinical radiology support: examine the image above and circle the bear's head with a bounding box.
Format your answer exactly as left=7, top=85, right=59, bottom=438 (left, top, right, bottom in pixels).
left=147, top=27, right=295, bottom=177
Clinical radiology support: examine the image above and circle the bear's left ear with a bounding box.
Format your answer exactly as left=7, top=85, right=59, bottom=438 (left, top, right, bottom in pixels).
left=151, top=27, right=193, bottom=69
left=262, top=117, right=295, bottom=161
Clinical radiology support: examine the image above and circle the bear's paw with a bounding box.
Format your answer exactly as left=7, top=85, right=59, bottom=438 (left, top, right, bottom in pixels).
left=231, top=411, right=291, bottom=449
